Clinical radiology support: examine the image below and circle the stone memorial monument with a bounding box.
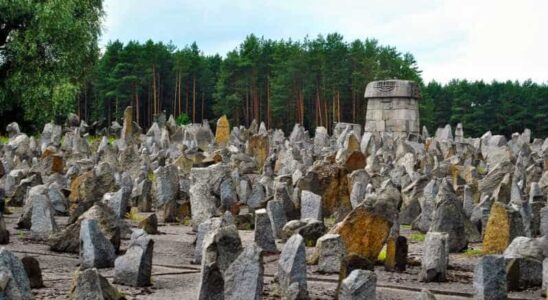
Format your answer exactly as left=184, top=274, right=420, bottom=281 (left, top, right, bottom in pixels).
left=363, top=80, right=421, bottom=137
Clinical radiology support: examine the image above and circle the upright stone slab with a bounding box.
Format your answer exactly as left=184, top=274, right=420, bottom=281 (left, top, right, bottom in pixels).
left=483, top=202, right=523, bottom=254
left=254, top=209, right=277, bottom=253
left=540, top=206, right=548, bottom=237
left=277, top=234, right=308, bottom=300
left=114, top=229, right=154, bottom=287
left=193, top=218, right=222, bottom=264
left=0, top=248, right=32, bottom=299
left=473, top=255, right=507, bottom=300
left=429, top=179, right=467, bottom=252
left=30, top=196, right=58, bottom=240
left=267, top=199, right=287, bottom=239
left=80, top=219, right=116, bottom=269
left=198, top=225, right=243, bottom=300
left=300, top=190, right=322, bottom=221
left=154, top=164, right=179, bottom=208
left=338, top=269, right=377, bottom=300
left=69, top=268, right=124, bottom=300
left=317, top=233, right=346, bottom=274
left=419, top=232, right=449, bottom=282
left=223, top=244, right=264, bottom=300
left=363, top=80, right=421, bottom=137
left=215, top=115, right=230, bottom=145
left=121, top=106, right=133, bottom=143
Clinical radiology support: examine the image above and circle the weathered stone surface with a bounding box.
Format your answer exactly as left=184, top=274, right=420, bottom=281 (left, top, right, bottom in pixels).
left=0, top=248, right=32, bottom=299
left=193, top=218, right=222, bottom=265
left=80, top=219, right=116, bottom=269
left=505, top=257, right=543, bottom=291
left=429, top=179, right=467, bottom=252
left=0, top=214, right=9, bottom=245
left=503, top=236, right=546, bottom=261
left=223, top=244, right=264, bottom=300
left=154, top=164, right=179, bottom=208
left=540, top=206, right=548, bottom=237
left=247, top=134, right=269, bottom=169
left=473, top=255, right=507, bottom=300
left=21, top=256, right=43, bottom=289
left=29, top=195, right=58, bottom=240
left=121, top=106, right=134, bottom=143
left=418, top=289, right=437, bottom=300
left=49, top=202, right=122, bottom=254
left=337, top=254, right=375, bottom=296
left=331, top=206, right=391, bottom=262
left=254, top=208, right=277, bottom=253
left=385, top=236, right=408, bottom=272
left=412, top=179, right=439, bottom=233
left=277, top=234, right=308, bottom=300
left=420, top=232, right=449, bottom=282
left=300, top=190, right=322, bottom=221
left=267, top=199, right=287, bottom=239
left=189, top=167, right=218, bottom=229
left=216, top=115, right=230, bottom=145
left=316, top=233, right=346, bottom=274
left=114, top=229, right=154, bottom=287
left=338, top=269, right=377, bottom=300
left=198, top=225, right=243, bottom=300
left=69, top=267, right=124, bottom=300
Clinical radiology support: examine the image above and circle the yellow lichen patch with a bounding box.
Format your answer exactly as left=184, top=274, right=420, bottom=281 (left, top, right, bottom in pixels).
left=215, top=115, right=230, bottom=145
left=482, top=201, right=510, bottom=254
left=384, top=237, right=396, bottom=270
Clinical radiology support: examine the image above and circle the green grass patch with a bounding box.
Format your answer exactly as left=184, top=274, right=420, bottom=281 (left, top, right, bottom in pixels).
left=147, top=172, right=156, bottom=183
left=0, top=136, right=9, bottom=144
left=401, top=224, right=411, bottom=230
left=464, top=249, right=483, bottom=256
left=410, top=233, right=426, bottom=242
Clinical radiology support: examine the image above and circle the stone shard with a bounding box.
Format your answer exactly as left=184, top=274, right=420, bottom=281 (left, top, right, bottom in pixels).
left=114, top=229, right=154, bottom=287
left=80, top=219, right=116, bottom=269
left=420, top=232, right=449, bottom=282
left=223, top=244, right=264, bottom=300
left=429, top=179, right=467, bottom=252
left=69, top=268, right=124, bottom=300
left=505, top=257, right=543, bottom=291
left=254, top=208, right=277, bottom=253
left=317, top=233, right=346, bottom=274
left=277, top=234, right=308, bottom=300
left=338, top=269, right=377, bottom=300
left=29, top=194, right=58, bottom=240
left=0, top=248, right=32, bottom=299
left=138, top=213, right=159, bottom=234
left=266, top=199, right=287, bottom=239
left=473, top=255, right=507, bottom=300
left=300, top=190, right=322, bottom=221
left=198, top=225, right=243, bottom=300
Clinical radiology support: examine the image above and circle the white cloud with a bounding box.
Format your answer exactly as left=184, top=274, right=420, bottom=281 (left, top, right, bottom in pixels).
left=101, top=0, right=548, bottom=83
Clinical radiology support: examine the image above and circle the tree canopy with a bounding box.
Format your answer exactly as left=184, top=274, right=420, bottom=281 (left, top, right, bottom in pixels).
left=0, top=0, right=103, bottom=129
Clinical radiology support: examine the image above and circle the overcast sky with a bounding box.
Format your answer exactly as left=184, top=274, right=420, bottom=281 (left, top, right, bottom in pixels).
left=101, top=0, right=548, bottom=83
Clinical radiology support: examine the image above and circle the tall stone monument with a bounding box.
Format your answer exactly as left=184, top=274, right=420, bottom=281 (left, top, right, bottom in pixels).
left=363, top=80, right=421, bottom=137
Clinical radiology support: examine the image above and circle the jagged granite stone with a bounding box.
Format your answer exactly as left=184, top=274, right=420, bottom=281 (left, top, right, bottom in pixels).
left=473, top=255, right=507, bottom=300
left=338, top=269, right=377, bottom=300
left=80, top=219, right=116, bottom=269
left=277, top=234, right=308, bottom=299
left=419, top=232, right=449, bottom=282
left=223, top=244, right=264, bottom=300
left=114, top=229, right=154, bottom=287
left=254, top=209, right=277, bottom=253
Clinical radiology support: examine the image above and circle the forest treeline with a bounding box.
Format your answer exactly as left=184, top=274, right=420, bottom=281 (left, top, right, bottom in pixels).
left=1, top=0, right=547, bottom=137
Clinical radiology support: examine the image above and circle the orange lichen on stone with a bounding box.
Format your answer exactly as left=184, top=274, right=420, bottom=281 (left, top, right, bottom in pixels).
left=331, top=206, right=391, bottom=261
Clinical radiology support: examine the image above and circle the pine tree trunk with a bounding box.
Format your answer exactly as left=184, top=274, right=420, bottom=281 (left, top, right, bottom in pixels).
left=192, top=75, right=196, bottom=123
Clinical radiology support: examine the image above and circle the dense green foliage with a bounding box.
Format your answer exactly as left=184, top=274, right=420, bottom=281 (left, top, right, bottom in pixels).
left=1, top=1, right=547, bottom=138
left=0, top=0, right=103, bottom=128
left=421, top=80, right=548, bottom=137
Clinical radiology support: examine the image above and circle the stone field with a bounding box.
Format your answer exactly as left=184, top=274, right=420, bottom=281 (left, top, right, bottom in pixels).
left=0, top=106, right=546, bottom=299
